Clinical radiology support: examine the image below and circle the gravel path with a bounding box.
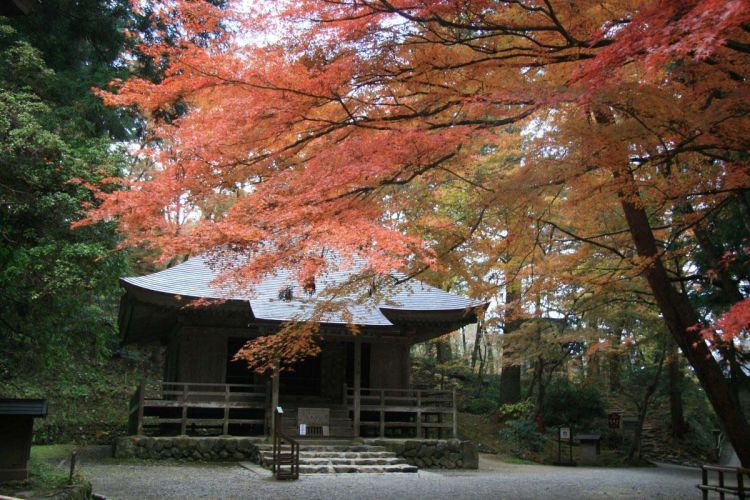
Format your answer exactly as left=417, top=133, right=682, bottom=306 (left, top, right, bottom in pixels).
left=79, top=454, right=699, bottom=500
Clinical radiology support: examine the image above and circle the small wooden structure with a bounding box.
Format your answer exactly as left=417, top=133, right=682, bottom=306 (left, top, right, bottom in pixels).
left=120, top=255, right=485, bottom=439
left=574, top=433, right=601, bottom=464
left=0, top=399, right=47, bottom=481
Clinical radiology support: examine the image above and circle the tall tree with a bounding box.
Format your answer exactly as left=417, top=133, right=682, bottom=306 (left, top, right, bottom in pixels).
left=0, top=1, right=133, bottom=381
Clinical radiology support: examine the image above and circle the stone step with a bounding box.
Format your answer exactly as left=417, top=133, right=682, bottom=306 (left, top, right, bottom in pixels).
left=261, top=451, right=396, bottom=459
left=295, top=457, right=407, bottom=466
left=256, top=442, right=417, bottom=474
left=297, top=464, right=418, bottom=474
left=256, top=445, right=387, bottom=453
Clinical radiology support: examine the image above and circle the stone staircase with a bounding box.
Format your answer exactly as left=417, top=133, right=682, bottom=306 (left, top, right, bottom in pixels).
left=256, top=441, right=418, bottom=474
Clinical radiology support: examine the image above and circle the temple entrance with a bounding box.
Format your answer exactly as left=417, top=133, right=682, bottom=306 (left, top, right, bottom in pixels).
left=280, top=355, right=322, bottom=396
left=225, top=338, right=253, bottom=385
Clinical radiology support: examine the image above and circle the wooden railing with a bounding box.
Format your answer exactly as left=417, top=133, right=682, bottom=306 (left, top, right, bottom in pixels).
left=272, top=408, right=299, bottom=480
left=128, top=380, right=268, bottom=436
left=344, top=386, right=457, bottom=439
left=698, top=464, right=749, bottom=500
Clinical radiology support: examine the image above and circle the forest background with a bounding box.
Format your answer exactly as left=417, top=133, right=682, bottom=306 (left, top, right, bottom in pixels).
left=1, top=0, right=748, bottom=468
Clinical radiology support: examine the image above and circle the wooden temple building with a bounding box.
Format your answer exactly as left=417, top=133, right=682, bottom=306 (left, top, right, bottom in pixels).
left=120, top=256, right=485, bottom=439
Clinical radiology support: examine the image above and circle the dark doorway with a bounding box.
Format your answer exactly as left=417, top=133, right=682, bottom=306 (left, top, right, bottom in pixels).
left=280, top=355, right=322, bottom=396
left=226, top=338, right=253, bottom=385
left=345, top=342, right=371, bottom=388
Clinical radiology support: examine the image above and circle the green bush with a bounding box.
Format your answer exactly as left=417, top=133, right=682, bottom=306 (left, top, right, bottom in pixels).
left=463, top=398, right=498, bottom=415
left=496, top=399, right=534, bottom=422
left=542, top=379, right=605, bottom=428
left=499, top=419, right=547, bottom=454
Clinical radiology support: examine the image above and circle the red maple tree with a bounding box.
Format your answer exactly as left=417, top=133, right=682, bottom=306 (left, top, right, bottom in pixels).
left=82, top=0, right=750, bottom=465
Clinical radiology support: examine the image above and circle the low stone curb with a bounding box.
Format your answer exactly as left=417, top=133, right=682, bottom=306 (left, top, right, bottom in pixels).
left=113, top=437, right=262, bottom=462
left=362, top=439, right=478, bottom=469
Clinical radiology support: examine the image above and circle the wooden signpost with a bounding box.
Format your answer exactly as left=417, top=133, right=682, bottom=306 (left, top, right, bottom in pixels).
left=555, top=426, right=576, bottom=466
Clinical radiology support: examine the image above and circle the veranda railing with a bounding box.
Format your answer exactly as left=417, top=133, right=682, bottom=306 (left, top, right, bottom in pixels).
left=128, top=380, right=268, bottom=436
left=343, top=385, right=457, bottom=438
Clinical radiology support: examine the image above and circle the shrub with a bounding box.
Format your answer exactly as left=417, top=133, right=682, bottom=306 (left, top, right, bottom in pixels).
left=463, top=398, right=498, bottom=415
left=495, top=399, right=535, bottom=422
left=542, top=379, right=605, bottom=428
left=499, top=419, right=547, bottom=454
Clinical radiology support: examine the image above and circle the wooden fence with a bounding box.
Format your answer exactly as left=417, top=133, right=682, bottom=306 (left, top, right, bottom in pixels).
left=128, top=381, right=268, bottom=436
left=344, top=386, right=457, bottom=438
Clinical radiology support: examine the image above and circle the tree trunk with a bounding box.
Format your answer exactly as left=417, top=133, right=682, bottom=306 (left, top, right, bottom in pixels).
left=614, top=164, right=750, bottom=467
left=627, top=345, right=666, bottom=463
left=668, top=339, right=688, bottom=439
left=436, top=337, right=452, bottom=364
left=500, top=280, right=523, bottom=404
left=628, top=410, right=646, bottom=463
left=500, top=365, right=521, bottom=405
left=471, top=320, right=483, bottom=371
left=532, top=356, right=546, bottom=432
left=608, top=349, right=621, bottom=392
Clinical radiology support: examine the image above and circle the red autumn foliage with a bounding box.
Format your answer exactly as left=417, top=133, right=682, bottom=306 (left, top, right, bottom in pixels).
left=81, top=0, right=750, bottom=464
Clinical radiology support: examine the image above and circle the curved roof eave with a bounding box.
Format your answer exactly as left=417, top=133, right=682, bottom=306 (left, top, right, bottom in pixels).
left=120, top=256, right=486, bottom=328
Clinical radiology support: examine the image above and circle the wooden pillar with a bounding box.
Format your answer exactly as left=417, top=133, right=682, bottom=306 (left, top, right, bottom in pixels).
left=452, top=388, right=458, bottom=438
left=353, top=336, right=361, bottom=438
left=180, top=384, right=188, bottom=435
left=222, top=385, right=230, bottom=436
left=416, top=390, right=422, bottom=438
left=136, top=380, right=145, bottom=436
left=270, top=362, right=280, bottom=437
left=379, top=390, right=385, bottom=438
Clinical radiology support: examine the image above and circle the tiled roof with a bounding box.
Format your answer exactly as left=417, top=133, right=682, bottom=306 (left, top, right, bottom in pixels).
left=122, top=256, right=484, bottom=326
left=0, top=399, right=48, bottom=417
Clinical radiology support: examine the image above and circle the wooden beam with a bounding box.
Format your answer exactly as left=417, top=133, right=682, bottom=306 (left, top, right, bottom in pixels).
left=452, top=388, right=458, bottom=438
left=353, top=336, right=361, bottom=437
left=136, top=380, right=145, bottom=436
left=222, top=385, right=230, bottom=435
left=379, top=390, right=385, bottom=438
left=416, top=390, right=422, bottom=438
left=270, top=362, right=280, bottom=438
left=180, top=384, right=188, bottom=435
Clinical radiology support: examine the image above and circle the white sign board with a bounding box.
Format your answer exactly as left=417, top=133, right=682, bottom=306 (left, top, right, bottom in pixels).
left=560, top=427, right=571, bottom=440
left=299, top=424, right=307, bottom=436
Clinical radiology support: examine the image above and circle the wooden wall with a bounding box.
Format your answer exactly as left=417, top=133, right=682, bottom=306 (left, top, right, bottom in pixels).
left=165, top=323, right=412, bottom=393
left=167, top=326, right=259, bottom=384
left=369, top=343, right=410, bottom=390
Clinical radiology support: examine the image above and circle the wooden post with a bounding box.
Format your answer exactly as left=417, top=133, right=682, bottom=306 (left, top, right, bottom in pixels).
left=379, top=390, right=385, bottom=438
left=136, top=379, right=146, bottom=436
left=452, top=388, right=458, bottom=438
left=270, top=362, right=280, bottom=438
left=180, top=383, right=188, bottom=435
left=416, top=390, right=422, bottom=439
left=701, top=467, right=708, bottom=500
left=737, top=470, right=744, bottom=500
left=222, top=385, right=230, bottom=435
left=353, top=336, right=361, bottom=438
left=68, top=451, right=77, bottom=484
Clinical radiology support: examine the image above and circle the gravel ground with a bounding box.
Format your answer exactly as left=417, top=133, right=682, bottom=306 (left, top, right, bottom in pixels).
left=78, top=453, right=699, bottom=500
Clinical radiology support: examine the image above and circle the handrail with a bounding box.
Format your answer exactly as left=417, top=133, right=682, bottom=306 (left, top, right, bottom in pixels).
left=147, top=381, right=267, bottom=401
left=272, top=407, right=299, bottom=480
